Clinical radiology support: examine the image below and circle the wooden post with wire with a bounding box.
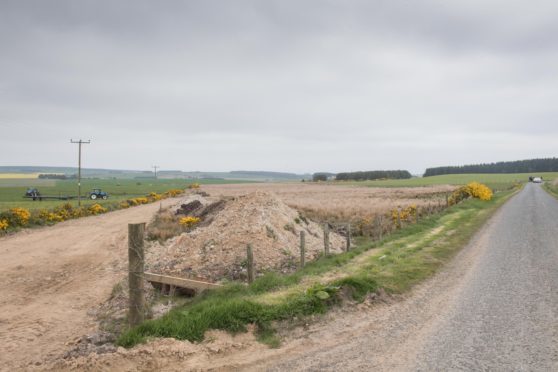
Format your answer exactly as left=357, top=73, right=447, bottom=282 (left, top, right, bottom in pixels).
left=323, top=224, right=330, bottom=256
left=128, top=223, right=145, bottom=327
left=346, top=223, right=351, bottom=251
left=300, top=230, right=306, bottom=267
left=246, top=244, right=255, bottom=283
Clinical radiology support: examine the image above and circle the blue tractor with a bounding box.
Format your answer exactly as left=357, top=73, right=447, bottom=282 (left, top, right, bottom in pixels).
left=89, top=189, right=109, bottom=200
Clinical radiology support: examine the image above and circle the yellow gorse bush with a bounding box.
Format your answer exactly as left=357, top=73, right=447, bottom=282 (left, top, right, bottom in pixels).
left=10, top=207, right=31, bottom=226
left=449, top=182, right=493, bottom=205
left=88, top=203, right=107, bottom=215
left=188, top=183, right=200, bottom=190
left=148, top=192, right=162, bottom=201
left=179, top=216, right=200, bottom=227
left=165, top=189, right=184, bottom=197
left=465, top=182, right=493, bottom=201
left=391, top=204, right=417, bottom=226
left=0, top=219, right=8, bottom=230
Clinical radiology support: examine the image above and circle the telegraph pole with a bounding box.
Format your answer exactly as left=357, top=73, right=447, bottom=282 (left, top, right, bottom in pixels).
left=152, top=165, right=160, bottom=179
left=71, top=139, right=90, bottom=207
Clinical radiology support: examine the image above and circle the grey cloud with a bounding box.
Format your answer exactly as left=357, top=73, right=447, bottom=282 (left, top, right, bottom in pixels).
left=1, top=1, right=558, bottom=173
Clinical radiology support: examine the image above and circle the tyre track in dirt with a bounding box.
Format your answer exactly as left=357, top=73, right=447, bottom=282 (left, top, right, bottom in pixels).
left=0, top=200, right=174, bottom=371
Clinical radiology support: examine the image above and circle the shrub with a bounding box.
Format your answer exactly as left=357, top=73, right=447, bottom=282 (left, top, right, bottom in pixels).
left=165, top=189, right=184, bottom=198
left=88, top=204, right=107, bottom=215
left=147, top=211, right=187, bottom=241
left=148, top=192, right=162, bottom=201
left=0, top=219, right=8, bottom=231
left=391, top=205, right=417, bottom=226
left=466, top=182, right=493, bottom=201
left=39, top=210, right=64, bottom=223
left=179, top=216, right=200, bottom=228
left=9, top=207, right=31, bottom=226
left=134, top=197, right=149, bottom=205
left=188, top=183, right=201, bottom=190
left=449, top=182, right=493, bottom=205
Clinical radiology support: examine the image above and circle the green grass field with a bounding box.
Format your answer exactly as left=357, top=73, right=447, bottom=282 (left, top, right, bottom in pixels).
left=0, top=178, right=253, bottom=212
left=343, top=172, right=558, bottom=189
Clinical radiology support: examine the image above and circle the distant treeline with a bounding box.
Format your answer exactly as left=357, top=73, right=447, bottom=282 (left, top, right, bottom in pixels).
left=311, top=170, right=412, bottom=182
left=312, top=173, right=336, bottom=182
left=38, top=174, right=76, bottom=179
left=424, top=158, right=558, bottom=177
left=336, top=170, right=412, bottom=181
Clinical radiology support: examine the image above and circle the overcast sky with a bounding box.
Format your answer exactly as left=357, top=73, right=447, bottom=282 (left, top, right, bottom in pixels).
left=1, top=1, right=557, bottom=174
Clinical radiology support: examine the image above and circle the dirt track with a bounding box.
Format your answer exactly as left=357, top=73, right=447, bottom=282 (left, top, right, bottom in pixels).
left=0, top=201, right=170, bottom=371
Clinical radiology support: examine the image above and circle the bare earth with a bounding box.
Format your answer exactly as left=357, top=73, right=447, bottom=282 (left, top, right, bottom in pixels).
left=0, top=200, right=173, bottom=371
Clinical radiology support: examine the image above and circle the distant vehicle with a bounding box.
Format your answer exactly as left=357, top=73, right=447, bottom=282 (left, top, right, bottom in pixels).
left=89, top=189, right=109, bottom=200
left=533, top=177, right=543, bottom=183
left=25, top=188, right=42, bottom=200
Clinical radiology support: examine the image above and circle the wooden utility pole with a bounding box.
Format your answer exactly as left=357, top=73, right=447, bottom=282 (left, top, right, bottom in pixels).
left=70, top=139, right=90, bottom=207
left=152, top=165, right=160, bottom=179
left=323, top=224, right=330, bottom=256
left=300, top=230, right=306, bottom=267
left=128, top=223, right=145, bottom=327
left=246, top=244, right=254, bottom=283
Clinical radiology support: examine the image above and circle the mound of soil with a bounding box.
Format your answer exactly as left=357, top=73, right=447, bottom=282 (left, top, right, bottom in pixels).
left=146, top=191, right=345, bottom=281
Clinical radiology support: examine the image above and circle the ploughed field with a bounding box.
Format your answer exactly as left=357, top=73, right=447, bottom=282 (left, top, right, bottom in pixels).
left=202, top=182, right=456, bottom=234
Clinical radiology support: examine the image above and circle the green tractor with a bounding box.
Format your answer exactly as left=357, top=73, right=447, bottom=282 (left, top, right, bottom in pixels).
left=89, top=189, right=109, bottom=200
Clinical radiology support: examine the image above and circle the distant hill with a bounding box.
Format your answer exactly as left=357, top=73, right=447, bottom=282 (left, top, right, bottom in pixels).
left=424, top=158, right=558, bottom=177
left=0, top=166, right=309, bottom=181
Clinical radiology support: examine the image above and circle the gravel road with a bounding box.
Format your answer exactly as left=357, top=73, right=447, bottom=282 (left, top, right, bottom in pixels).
left=255, top=183, right=558, bottom=371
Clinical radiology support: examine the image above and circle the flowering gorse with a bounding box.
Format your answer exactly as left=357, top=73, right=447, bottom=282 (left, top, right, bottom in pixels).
left=449, top=182, right=493, bottom=205
left=9, top=207, right=31, bottom=226
left=179, top=216, right=200, bottom=227
left=88, top=204, right=107, bottom=215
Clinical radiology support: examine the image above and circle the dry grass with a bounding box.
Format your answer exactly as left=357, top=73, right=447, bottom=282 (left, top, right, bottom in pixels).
left=147, top=208, right=188, bottom=241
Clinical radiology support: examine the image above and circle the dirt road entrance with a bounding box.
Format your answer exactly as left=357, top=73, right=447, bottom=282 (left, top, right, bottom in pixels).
left=0, top=201, right=169, bottom=370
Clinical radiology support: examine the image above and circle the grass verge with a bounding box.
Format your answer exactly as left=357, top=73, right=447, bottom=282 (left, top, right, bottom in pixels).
left=117, top=188, right=518, bottom=348
left=543, top=182, right=558, bottom=199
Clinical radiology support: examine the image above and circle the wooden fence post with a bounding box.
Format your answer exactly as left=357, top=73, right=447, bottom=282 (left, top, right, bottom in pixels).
left=246, top=244, right=255, bottom=283
left=396, top=208, right=402, bottom=229
left=346, top=223, right=351, bottom=251
left=377, top=215, right=383, bottom=240
left=128, top=223, right=145, bottom=327
left=300, top=230, right=306, bottom=267
left=323, top=224, right=330, bottom=256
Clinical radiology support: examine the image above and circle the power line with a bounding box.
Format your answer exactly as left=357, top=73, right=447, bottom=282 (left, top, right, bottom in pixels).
left=70, top=139, right=91, bottom=207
